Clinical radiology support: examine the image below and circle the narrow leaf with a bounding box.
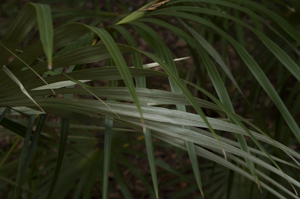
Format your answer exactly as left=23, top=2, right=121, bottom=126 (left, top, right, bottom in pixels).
left=2, top=65, right=45, bottom=113
left=47, top=118, right=69, bottom=199
left=102, top=116, right=113, bottom=199
left=30, top=3, right=54, bottom=70
left=15, top=114, right=35, bottom=198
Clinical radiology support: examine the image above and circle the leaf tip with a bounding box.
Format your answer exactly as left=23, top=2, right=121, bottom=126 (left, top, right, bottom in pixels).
left=257, top=182, right=262, bottom=193
left=201, top=191, right=204, bottom=199
left=294, top=187, right=298, bottom=196
left=222, top=147, right=227, bottom=161
left=48, top=62, right=52, bottom=71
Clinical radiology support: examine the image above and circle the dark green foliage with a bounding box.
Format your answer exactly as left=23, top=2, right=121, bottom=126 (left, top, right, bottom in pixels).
left=0, top=0, right=300, bottom=198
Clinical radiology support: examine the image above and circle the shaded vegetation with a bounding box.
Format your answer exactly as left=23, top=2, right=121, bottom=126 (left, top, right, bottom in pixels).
left=1, top=0, right=300, bottom=198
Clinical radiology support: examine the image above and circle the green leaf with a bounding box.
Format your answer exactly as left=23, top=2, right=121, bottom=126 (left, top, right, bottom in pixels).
left=102, top=116, right=113, bottom=199
left=186, top=80, right=298, bottom=195
left=185, top=141, right=204, bottom=198
left=136, top=17, right=271, bottom=137
left=112, top=25, right=146, bottom=87
left=149, top=10, right=300, bottom=144
left=30, top=3, right=53, bottom=70
left=88, top=26, right=145, bottom=127
left=181, top=20, right=259, bottom=188
left=20, top=114, right=46, bottom=184
left=169, top=0, right=300, bottom=44
left=0, top=3, right=53, bottom=70
left=113, top=25, right=159, bottom=198
left=47, top=118, right=69, bottom=199
left=15, top=114, right=35, bottom=198
left=144, top=128, right=159, bottom=198
left=2, top=65, right=45, bottom=113
left=130, top=21, right=206, bottom=197
left=120, top=117, right=300, bottom=197
left=158, top=6, right=300, bottom=83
